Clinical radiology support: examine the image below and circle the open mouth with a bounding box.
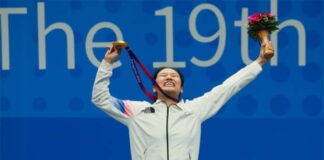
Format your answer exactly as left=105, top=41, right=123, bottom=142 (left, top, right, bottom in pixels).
left=164, top=82, right=175, bottom=87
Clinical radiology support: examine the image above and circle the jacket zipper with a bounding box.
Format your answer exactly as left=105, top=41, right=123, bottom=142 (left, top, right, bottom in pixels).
left=166, top=106, right=170, bottom=160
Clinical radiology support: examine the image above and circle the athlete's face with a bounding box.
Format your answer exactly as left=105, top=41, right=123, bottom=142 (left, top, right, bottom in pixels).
left=153, top=68, right=183, bottom=98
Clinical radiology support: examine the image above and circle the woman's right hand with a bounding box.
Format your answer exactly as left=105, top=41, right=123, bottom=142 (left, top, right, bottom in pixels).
left=104, top=46, right=122, bottom=64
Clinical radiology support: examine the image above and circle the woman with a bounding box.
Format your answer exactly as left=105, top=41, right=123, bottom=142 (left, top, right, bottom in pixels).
left=91, top=42, right=274, bottom=160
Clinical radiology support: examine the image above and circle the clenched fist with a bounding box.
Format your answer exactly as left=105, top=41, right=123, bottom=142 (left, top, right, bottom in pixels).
left=256, top=41, right=274, bottom=66
left=104, top=46, right=122, bottom=64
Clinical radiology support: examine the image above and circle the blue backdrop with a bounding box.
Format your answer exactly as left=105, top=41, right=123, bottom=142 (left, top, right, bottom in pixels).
left=1, top=0, right=323, bottom=159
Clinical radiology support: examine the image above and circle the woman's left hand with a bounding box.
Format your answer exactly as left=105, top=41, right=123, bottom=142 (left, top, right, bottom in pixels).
left=256, top=41, right=274, bottom=66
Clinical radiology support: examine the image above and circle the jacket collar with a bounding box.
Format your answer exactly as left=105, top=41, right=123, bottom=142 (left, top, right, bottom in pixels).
left=153, top=99, right=184, bottom=111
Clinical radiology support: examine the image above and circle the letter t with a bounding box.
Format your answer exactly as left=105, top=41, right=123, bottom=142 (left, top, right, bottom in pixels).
left=0, top=8, right=27, bottom=70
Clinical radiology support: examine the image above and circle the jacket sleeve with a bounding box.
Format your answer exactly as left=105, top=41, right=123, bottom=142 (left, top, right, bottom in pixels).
left=91, top=60, right=136, bottom=126
left=188, top=61, right=263, bottom=122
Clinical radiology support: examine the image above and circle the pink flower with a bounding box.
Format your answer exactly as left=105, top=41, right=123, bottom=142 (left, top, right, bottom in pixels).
left=263, top=12, right=275, bottom=18
left=248, top=13, right=263, bottom=22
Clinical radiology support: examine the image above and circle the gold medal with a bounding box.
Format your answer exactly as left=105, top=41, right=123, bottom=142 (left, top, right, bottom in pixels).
left=112, top=40, right=128, bottom=49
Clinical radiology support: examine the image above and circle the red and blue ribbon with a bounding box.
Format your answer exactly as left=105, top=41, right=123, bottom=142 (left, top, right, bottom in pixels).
left=125, top=46, right=179, bottom=102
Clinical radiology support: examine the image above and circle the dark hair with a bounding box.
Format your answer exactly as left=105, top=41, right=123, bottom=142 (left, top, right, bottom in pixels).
left=153, top=67, right=184, bottom=87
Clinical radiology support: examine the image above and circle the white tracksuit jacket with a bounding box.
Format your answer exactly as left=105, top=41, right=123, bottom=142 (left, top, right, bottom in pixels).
left=92, top=60, right=262, bottom=160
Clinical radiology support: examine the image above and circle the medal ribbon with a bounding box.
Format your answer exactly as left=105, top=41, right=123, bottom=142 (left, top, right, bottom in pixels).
left=125, top=46, right=179, bottom=102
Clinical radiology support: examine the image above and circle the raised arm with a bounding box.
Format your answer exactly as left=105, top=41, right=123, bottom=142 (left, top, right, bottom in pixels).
left=189, top=42, right=274, bottom=122
left=91, top=46, right=134, bottom=126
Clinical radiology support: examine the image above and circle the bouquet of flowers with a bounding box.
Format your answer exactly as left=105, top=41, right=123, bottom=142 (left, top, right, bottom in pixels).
left=247, top=12, right=279, bottom=42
